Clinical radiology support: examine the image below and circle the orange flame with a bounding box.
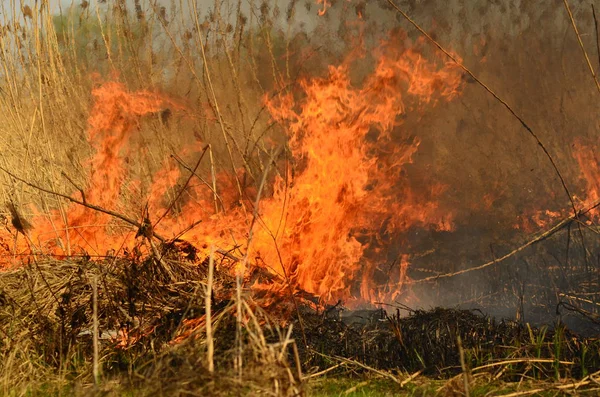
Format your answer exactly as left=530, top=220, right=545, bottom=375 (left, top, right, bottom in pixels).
left=1, top=34, right=466, bottom=307
left=23, top=81, right=178, bottom=257
left=516, top=139, right=600, bottom=232
left=259, top=36, right=464, bottom=304
left=573, top=139, right=600, bottom=222
left=316, top=0, right=331, bottom=16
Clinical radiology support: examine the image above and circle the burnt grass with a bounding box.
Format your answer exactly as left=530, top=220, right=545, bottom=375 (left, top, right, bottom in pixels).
left=298, top=306, right=600, bottom=379
left=1, top=249, right=600, bottom=392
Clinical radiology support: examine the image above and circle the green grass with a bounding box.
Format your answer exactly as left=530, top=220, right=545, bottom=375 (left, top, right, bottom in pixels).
left=4, top=370, right=600, bottom=396
left=306, top=375, right=600, bottom=397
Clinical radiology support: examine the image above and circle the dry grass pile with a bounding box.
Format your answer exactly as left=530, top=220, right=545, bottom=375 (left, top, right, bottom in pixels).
left=0, top=250, right=302, bottom=396
left=2, top=251, right=600, bottom=395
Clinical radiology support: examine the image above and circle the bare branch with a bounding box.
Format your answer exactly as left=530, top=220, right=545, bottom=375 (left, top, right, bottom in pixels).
left=0, top=166, right=166, bottom=242
left=410, top=199, right=600, bottom=284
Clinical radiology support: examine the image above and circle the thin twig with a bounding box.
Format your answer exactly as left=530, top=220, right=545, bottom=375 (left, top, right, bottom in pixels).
left=170, top=153, right=225, bottom=211
left=242, top=146, right=308, bottom=347
left=410, top=198, right=600, bottom=283
left=400, top=370, right=423, bottom=387
left=385, top=0, right=580, bottom=222
left=190, top=0, right=247, bottom=215
left=457, top=335, right=470, bottom=397
left=170, top=220, right=205, bottom=241
left=206, top=246, right=214, bottom=374
left=386, top=0, right=595, bottom=275
left=493, top=388, right=545, bottom=397
left=61, top=171, right=86, bottom=203
left=303, top=363, right=344, bottom=379
left=319, top=352, right=402, bottom=385
left=208, top=145, right=219, bottom=214
left=291, top=340, right=303, bottom=383
left=593, top=4, right=600, bottom=71
left=471, top=358, right=574, bottom=373
left=563, top=0, right=600, bottom=93
left=0, top=166, right=166, bottom=242
left=92, top=274, right=99, bottom=387
left=153, top=144, right=209, bottom=228
left=342, top=381, right=369, bottom=395
left=497, top=376, right=596, bottom=397
left=234, top=146, right=282, bottom=379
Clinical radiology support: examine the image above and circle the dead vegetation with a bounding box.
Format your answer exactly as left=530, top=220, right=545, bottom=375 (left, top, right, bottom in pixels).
left=0, top=253, right=303, bottom=396
left=3, top=254, right=600, bottom=395
left=1, top=0, right=600, bottom=396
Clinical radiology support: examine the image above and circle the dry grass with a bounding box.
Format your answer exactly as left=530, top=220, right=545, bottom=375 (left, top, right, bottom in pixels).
left=0, top=1, right=306, bottom=395
left=0, top=253, right=302, bottom=396
left=0, top=0, right=600, bottom=395
left=0, top=0, right=292, bottom=225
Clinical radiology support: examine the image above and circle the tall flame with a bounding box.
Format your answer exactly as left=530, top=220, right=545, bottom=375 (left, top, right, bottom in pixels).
left=1, top=35, right=466, bottom=306
left=260, top=39, right=464, bottom=303
left=17, top=81, right=176, bottom=257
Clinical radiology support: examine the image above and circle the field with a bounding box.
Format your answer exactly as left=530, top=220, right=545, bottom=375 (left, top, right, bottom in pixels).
left=1, top=0, right=600, bottom=395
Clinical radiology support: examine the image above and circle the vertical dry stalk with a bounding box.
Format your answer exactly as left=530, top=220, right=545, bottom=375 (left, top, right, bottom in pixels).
left=233, top=146, right=280, bottom=380
left=190, top=0, right=247, bottom=214
left=291, top=340, right=302, bottom=383
left=563, top=0, right=600, bottom=93
left=235, top=269, right=243, bottom=380
left=95, top=2, right=115, bottom=70
left=457, top=335, right=470, bottom=397
left=92, top=274, right=99, bottom=387
left=593, top=5, right=600, bottom=70
left=234, top=272, right=243, bottom=382
left=208, top=145, right=219, bottom=214
left=206, top=246, right=215, bottom=374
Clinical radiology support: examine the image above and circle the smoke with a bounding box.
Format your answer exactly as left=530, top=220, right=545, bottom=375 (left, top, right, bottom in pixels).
left=284, top=0, right=600, bottom=328
left=2, top=0, right=599, bottom=328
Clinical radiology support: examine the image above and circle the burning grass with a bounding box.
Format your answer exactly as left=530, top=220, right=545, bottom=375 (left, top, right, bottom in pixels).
left=1, top=0, right=600, bottom=395
left=2, top=252, right=600, bottom=395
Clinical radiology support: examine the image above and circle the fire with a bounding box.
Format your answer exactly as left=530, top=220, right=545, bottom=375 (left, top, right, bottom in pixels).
left=4, top=80, right=179, bottom=258
left=516, top=139, right=600, bottom=232
left=316, top=0, right=331, bottom=16
left=0, top=34, right=466, bottom=307
left=260, top=38, right=464, bottom=304
left=572, top=139, right=600, bottom=222
left=515, top=209, right=565, bottom=233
